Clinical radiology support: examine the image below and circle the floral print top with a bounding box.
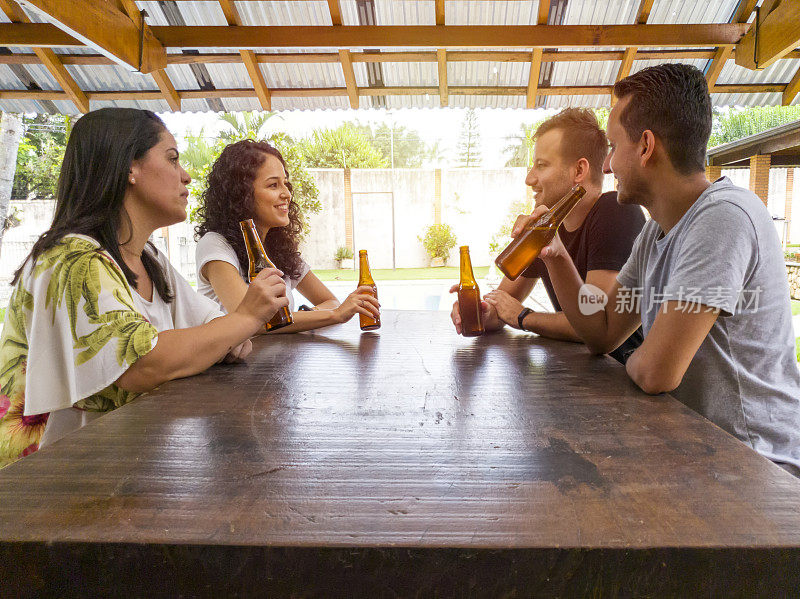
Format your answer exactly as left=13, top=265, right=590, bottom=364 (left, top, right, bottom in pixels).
left=0, top=235, right=159, bottom=467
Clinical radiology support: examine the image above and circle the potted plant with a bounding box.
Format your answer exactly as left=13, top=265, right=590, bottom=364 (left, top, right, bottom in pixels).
left=419, top=224, right=457, bottom=267
left=334, top=245, right=354, bottom=269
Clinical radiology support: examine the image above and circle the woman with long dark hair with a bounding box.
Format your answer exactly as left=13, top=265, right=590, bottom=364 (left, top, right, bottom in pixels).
left=0, top=108, right=287, bottom=466
left=195, top=140, right=379, bottom=332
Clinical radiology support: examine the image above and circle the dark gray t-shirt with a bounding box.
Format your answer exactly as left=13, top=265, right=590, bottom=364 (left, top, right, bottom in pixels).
left=617, top=177, right=800, bottom=472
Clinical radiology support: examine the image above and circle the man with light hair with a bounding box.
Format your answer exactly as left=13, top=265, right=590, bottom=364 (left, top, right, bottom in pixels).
left=451, top=107, right=646, bottom=363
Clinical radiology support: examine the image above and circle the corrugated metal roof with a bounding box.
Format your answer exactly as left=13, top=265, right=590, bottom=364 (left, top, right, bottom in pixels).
left=0, top=0, right=796, bottom=114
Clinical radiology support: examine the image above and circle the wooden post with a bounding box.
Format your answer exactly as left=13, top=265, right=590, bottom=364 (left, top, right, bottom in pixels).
left=786, top=168, right=794, bottom=243
left=434, top=169, right=442, bottom=226
left=705, top=165, right=722, bottom=182
left=344, top=168, right=353, bottom=251
left=748, top=154, right=771, bottom=206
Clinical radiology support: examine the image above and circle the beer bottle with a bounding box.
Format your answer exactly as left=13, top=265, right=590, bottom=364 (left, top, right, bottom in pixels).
left=457, top=245, right=484, bottom=337
left=358, top=249, right=380, bottom=331
left=495, top=184, right=586, bottom=280
left=239, top=218, right=293, bottom=332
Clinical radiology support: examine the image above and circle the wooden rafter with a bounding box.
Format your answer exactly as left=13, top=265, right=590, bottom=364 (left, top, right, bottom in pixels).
left=705, top=46, right=733, bottom=90
left=114, top=0, right=179, bottom=111
left=1, top=48, right=794, bottom=67
left=338, top=49, right=358, bottom=109
left=612, top=0, right=655, bottom=105
left=524, top=0, right=549, bottom=110
left=784, top=65, right=800, bottom=107
left=151, top=24, right=749, bottom=49
left=706, top=0, right=756, bottom=92
left=242, top=50, right=271, bottom=110
left=327, top=0, right=342, bottom=26
left=526, top=48, right=542, bottom=109
left=0, top=22, right=77, bottom=46
left=435, top=0, right=445, bottom=26
left=0, top=83, right=784, bottom=103
left=736, top=0, right=800, bottom=70
left=0, top=0, right=89, bottom=112
left=436, top=48, right=447, bottom=107
left=20, top=0, right=166, bottom=72
left=218, top=0, right=271, bottom=111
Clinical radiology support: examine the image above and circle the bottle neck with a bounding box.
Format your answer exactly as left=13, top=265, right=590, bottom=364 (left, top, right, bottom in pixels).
left=359, top=253, right=374, bottom=285
left=459, top=249, right=476, bottom=285
left=240, top=219, right=274, bottom=272
left=541, top=185, right=586, bottom=227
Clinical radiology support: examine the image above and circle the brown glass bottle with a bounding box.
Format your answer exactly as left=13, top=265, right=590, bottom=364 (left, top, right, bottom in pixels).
left=239, top=218, right=293, bottom=332
left=457, top=246, right=484, bottom=337
left=357, top=249, right=380, bottom=331
left=495, top=184, right=586, bottom=280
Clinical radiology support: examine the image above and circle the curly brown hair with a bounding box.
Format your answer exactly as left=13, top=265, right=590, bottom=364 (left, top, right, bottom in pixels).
left=195, top=140, right=305, bottom=280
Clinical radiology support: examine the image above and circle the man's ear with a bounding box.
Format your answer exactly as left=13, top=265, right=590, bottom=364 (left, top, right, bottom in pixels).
left=640, top=130, right=656, bottom=167
left=573, top=157, right=591, bottom=184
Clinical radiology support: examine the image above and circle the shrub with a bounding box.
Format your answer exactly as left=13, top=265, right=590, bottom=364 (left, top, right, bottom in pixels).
left=334, top=246, right=354, bottom=261
left=419, top=224, right=458, bottom=265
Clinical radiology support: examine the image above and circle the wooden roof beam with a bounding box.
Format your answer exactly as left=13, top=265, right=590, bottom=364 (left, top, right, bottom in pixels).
left=784, top=65, right=800, bottom=107
left=612, top=0, right=655, bottom=105
left=0, top=0, right=89, bottom=112
left=218, top=0, right=271, bottom=111
left=524, top=0, right=549, bottom=110
left=19, top=0, right=166, bottom=72
left=705, top=46, right=732, bottom=90
left=327, top=0, right=342, bottom=26
left=113, top=0, right=179, bottom=111
left=435, top=0, right=445, bottom=26
left=338, top=49, right=359, bottom=109
left=151, top=24, right=749, bottom=49
left=736, top=0, right=800, bottom=70
left=0, top=83, right=789, bottom=102
left=0, top=22, right=78, bottom=46
left=436, top=48, right=447, bottom=107
left=526, top=48, right=542, bottom=109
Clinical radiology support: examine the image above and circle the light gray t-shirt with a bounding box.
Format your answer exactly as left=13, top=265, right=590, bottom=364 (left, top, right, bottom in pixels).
left=195, top=231, right=309, bottom=313
left=618, top=177, right=800, bottom=472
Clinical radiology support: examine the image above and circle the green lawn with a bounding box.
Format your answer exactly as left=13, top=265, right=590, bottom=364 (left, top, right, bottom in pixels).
left=792, top=300, right=800, bottom=317
left=315, top=266, right=491, bottom=282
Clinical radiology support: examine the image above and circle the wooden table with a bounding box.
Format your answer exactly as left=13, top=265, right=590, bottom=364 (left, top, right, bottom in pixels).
left=2, top=310, right=800, bottom=597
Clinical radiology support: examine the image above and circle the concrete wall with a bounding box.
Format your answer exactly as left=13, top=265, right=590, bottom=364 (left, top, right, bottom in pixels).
left=300, top=168, right=529, bottom=270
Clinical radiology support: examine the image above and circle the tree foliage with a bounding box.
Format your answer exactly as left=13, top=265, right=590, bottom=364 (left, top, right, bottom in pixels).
left=12, top=114, right=70, bottom=200
left=708, top=106, right=800, bottom=148
left=297, top=124, right=388, bottom=168
left=351, top=122, right=430, bottom=168
left=457, top=109, right=482, bottom=168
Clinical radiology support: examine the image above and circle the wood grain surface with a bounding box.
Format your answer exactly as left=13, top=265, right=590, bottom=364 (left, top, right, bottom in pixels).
left=2, top=310, right=800, bottom=597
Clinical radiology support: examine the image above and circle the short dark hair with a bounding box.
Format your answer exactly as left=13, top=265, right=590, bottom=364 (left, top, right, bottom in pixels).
left=613, top=63, right=711, bottom=174
left=534, top=108, right=607, bottom=185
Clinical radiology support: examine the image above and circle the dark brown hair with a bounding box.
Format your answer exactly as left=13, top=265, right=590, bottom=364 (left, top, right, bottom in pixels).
left=195, top=140, right=304, bottom=280
left=534, top=108, right=608, bottom=185
left=613, top=63, right=712, bottom=174
left=13, top=108, right=173, bottom=302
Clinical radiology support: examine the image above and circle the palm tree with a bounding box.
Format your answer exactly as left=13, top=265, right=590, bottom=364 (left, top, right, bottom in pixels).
left=218, top=111, right=279, bottom=143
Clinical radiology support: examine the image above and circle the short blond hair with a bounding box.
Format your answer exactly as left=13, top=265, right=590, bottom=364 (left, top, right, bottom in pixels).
left=534, top=108, right=607, bottom=185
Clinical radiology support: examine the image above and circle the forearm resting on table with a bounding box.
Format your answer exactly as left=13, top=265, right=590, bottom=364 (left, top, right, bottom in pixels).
left=266, top=306, right=341, bottom=334
left=543, top=254, right=629, bottom=354
left=522, top=311, right=582, bottom=342
left=116, top=313, right=259, bottom=393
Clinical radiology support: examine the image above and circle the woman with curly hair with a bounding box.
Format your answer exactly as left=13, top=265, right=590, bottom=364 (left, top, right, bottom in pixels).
left=195, top=140, right=380, bottom=333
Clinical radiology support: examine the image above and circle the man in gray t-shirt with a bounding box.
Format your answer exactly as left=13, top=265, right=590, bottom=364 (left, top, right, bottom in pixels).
left=513, top=64, right=800, bottom=474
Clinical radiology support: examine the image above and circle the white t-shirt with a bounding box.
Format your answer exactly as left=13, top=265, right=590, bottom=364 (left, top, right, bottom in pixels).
left=195, top=231, right=309, bottom=313
left=39, top=241, right=225, bottom=449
